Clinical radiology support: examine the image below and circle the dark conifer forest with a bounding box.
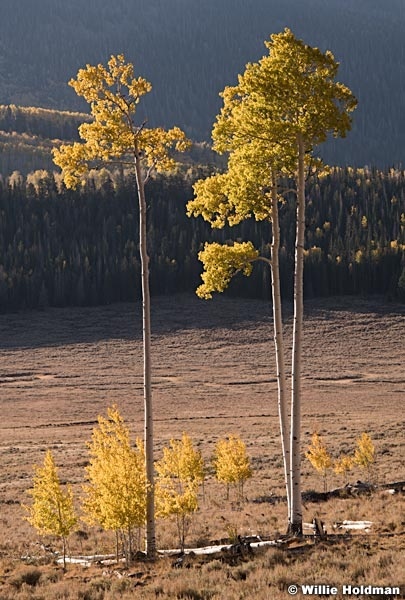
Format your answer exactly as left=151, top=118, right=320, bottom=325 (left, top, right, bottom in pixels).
left=0, top=167, right=404, bottom=312
left=1, top=2, right=405, bottom=311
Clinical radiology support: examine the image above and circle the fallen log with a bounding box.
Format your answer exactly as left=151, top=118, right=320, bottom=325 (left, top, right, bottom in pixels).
left=378, top=480, right=405, bottom=493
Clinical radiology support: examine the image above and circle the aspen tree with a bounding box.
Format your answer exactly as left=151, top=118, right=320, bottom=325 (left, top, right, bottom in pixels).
left=334, top=454, right=354, bottom=485
left=189, top=29, right=356, bottom=535
left=354, top=432, right=375, bottom=481
left=25, top=450, right=77, bottom=569
left=82, top=405, right=147, bottom=564
left=213, top=434, right=252, bottom=501
left=305, top=432, right=332, bottom=493
left=53, top=55, right=190, bottom=557
left=188, top=109, right=295, bottom=526
left=155, top=433, right=204, bottom=551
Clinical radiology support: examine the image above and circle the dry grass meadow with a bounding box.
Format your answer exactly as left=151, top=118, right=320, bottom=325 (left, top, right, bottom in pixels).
left=0, top=293, right=404, bottom=599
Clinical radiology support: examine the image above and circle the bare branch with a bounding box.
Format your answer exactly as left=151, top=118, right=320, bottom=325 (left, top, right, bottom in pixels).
left=143, top=162, right=157, bottom=185
left=136, top=120, right=148, bottom=136
left=92, top=159, right=135, bottom=168
left=255, top=256, right=272, bottom=266
left=279, top=187, right=298, bottom=197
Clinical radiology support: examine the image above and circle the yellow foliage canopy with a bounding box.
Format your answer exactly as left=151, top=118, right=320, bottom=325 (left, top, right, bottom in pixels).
left=25, top=449, right=77, bottom=539
left=213, top=434, right=252, bottom=499
left=195, top=242, right=259, bottom=299
left=155, top=433, right=204, bottom=519
left=52, top=54, right=190, bottom=188
left=82, top=405, right=147, bottom=533
left=354, top=432, right=375, bottom=470
left=305, top=432, right=332, bottom=474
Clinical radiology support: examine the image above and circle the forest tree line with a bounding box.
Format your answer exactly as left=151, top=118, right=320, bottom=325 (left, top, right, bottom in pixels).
left=0, top=105, right=92, bottom=176
left=0, top=105, right=222, bottom=177
left=0, top=165, right=404, bottom=313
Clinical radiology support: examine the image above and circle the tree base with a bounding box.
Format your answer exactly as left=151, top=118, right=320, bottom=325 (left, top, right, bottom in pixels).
left=287, top=522, right=303, bottom=537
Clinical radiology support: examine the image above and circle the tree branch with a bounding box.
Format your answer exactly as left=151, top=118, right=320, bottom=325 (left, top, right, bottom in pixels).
left=255, top=256, right=272, bottom=266
left=143, top=161, right=157, bottom=185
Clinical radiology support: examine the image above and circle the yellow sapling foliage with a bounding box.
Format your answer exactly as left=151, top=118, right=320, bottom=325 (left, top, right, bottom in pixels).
left=354, top=432, right=375, bottom=472
left=25, top=450, right=77, bottom=567
left=156, top=432, right=205, bottom=485
left=25, top=449, right=77, bottom=537
left=305, top=432, right=332, bottom=473
left=213, top=434, right=252, bottom=500
left=82, top=405, right=147, bottom=542
left=334, top=454, right=354, bottom=483
left=305, top=432, right=332, bottom=492
left=155, top=433, right=204, bottom=549
left=156, top=480, right=198, bottom=518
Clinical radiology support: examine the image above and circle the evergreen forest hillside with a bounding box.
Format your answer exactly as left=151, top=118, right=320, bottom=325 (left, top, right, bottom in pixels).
left=0, top=167, right=404, bottom=312
left=1, top=0, right=405, bottom=167
left=0, top=105, right=92, bottom=175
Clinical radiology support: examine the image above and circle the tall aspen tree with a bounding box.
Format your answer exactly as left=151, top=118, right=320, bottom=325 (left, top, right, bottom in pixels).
left=53, top=55, right=189, bottom=556
left=188, top=29, right=356, bottom=535
left=188, top=127, right=295, bottom=525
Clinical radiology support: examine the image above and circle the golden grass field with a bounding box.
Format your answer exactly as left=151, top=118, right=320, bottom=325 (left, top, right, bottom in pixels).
left=0, top=293, right=404, bottom=599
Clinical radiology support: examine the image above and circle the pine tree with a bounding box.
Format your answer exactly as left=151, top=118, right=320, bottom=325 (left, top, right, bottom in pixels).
left=25, top=450, right=77, bottom=569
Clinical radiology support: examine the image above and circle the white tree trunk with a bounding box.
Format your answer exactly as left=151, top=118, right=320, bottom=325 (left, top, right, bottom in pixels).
left=134, top=154, right=156, bottom=557
left=289, top=134, right=305, bottom=535
left=270, top=180, right=291, bottom=521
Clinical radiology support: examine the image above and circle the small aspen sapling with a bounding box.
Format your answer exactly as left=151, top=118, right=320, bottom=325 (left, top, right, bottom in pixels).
left=24, top=450, right=77, bottom=569
left=213, top=434, right=252, bottom=501
left=155, top=433, right=204, bottom=551
left=82, top=405, right=147, bottom=564
left=353, top=432, right=375, bottom=481
left=305, top=432, right=332, bottom=493
left=333, top=454, right=354, bottom=485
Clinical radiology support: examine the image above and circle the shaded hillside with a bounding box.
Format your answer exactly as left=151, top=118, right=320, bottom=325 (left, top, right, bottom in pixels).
left=0, top=105, right=90, bottom=141
left=0, top=105, right=91, bottom=175
left=0, top=105, right=222, bottom=176
left=0, top=0, right=405, bottom=166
